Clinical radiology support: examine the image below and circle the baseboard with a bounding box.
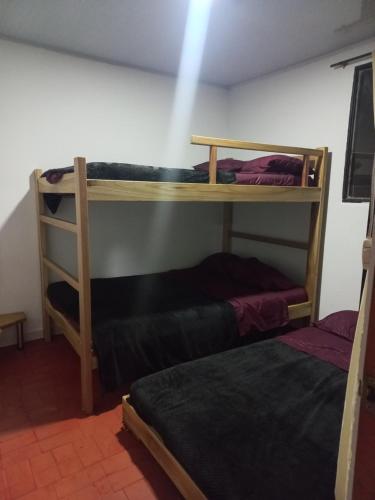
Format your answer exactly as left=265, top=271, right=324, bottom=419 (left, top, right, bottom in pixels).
left=0, top=327, right=43, bottom=348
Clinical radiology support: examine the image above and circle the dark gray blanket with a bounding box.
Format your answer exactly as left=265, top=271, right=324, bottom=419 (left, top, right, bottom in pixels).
left=48, top=274, right=239, bottom=389
left=130, top=340, right=347, bottom=500
left=42, top=162, right=236, bottom=212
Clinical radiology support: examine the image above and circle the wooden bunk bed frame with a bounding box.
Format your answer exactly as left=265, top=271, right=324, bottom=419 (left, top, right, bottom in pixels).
left=33, top=135, right=329, bottom=414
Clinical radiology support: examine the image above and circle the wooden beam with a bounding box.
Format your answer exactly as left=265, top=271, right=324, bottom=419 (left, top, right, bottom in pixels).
left=33, top=169, right=51, bottom=341
left=38, top=173, right=76, bottom=193
left=301, top=155, right=310, bottom=187
left=74, top=157, right=94, bottom=414
left=46, top=298, right=81, bottom=355
left=305, top=147, right=329, bottom=320
left=123, top=396, right=207, bottom=500
left=208, top=146, right=217, bottom=184
left=85, top=181, right=322, bottom=203
left=46, top=298, right=98, bottom=370
left=191, top=135, right=323, bottom=157
left=222, top=203, right=233, bottom=252
left=43, top=257, right=80, bottom=291
left=40, top=215, right=77, bottom=233
left=288, top=301, right=312, bottom=320
left=230, top=231, right=309, bottom=250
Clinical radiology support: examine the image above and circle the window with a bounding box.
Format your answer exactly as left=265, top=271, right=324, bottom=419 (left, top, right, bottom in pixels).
left=343, top=63, right=375, bottom=202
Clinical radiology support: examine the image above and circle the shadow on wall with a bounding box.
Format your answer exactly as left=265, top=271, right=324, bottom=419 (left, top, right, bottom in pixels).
left=0, top=181, right=42, bottom=346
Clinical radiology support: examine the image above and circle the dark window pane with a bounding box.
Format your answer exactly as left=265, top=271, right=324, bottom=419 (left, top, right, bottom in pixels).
left=343, top=63, right=375, bottom=202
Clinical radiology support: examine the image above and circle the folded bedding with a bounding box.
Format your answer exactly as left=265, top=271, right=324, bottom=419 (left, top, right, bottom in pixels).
left=47, top=253, right=306, bottom=388
left=129, top=312, right=356, bottom=500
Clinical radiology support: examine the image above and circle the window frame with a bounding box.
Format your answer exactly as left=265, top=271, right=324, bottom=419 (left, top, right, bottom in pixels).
left=342, top=62, right=374, bottom=203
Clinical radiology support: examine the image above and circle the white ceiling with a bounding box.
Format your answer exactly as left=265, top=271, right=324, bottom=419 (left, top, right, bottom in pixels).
left=0, top=0, right=374, bottom=86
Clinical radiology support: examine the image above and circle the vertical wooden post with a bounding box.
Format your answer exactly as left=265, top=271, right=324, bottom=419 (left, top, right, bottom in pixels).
left=222, top=203, right=233, bottom=252
left=301, top=155, right=310, bottom=187
left=33, top=169, right=51, bottom=341
left=209, top=146, right=217, bottom=184
left=305, top=147, right=329, bottom=321
left=74, top=157, right=93, bottom=414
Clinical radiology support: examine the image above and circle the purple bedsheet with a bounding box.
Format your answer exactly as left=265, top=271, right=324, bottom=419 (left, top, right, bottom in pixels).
left=228, top=288, right=306, bottom=336
left=169, top=266, right=306, bottom=336
left=277, top=326, right=353, bottom=371
left=235, top=172, right=315, bottom=186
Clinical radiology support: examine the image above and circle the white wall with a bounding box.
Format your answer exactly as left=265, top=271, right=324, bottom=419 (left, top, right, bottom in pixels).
left=228, top=38, right=375, bottom=318
left=0, top=39, right=228, bottom=346
left=1, top=36, right=373, bottom=346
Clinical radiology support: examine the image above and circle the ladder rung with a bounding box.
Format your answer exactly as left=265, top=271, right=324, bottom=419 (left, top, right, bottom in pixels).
left=40, top=215, right=77, bottom=233
left=43, top=257, right=80, bottom=291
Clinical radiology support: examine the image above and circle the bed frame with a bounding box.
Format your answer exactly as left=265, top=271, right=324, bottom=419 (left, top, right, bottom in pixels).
left=123, top=395, right=206, bottom=499
left=33, top=135, right=329, bottom=413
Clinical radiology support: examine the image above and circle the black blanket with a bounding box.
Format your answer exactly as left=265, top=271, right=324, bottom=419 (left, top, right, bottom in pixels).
left=130, top=340, right=347, bottom=500
left=48, top=274, right=239, bottom=389
left=42, top=162, right=236, bottom=212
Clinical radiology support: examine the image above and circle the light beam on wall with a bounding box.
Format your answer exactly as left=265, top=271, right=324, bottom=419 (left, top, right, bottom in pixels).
left=145, top=0, right=213, bottom=272
left=164, top=0, right=213, bottom=166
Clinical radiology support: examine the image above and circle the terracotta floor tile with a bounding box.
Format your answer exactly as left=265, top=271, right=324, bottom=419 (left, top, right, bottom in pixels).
left=101, top=451, right=132, bottom=475
left=73, top=437, right=103, bottom=467
left=52, top=443, right=77, bottom=463
left=107, top=464, right=143, bottom=492
left=93, top=476, right=113, bottom=496
left=39, top=429, right=84, bottom=453
left=93, top=430, right=124, bottom=459
left=0, top=431, right=37, bottom=455
left=17, top=485, right=58, bottom=500
left=0, top=337, right=181, bottom=500
left=1, top=442, right=42, bottom=468
left=66, top=484, right=101, bottom=500
left=34, top=419, right=78, bottom=441
left=124, top=479, right=158, bottom=500
left=9, top=481, right=36, bottom=499
left=83, top=463, right=106, bottom=483
left=33, top=464, right=61, bottom=488
left=30, top=452, right=56, bottom=473
left=102, top=491, right=129, bottom=500
left=57, top=457, right=83, bottom=479
left=54, top=470, right=90, bottom=499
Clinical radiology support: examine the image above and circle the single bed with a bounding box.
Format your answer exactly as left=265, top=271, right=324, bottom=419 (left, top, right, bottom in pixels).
left=123, top=311, right=357, bottom=500
left=47, top=253, right=307, bottom=389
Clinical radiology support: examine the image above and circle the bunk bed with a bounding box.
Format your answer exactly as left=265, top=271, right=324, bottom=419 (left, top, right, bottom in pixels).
left=123, top=310, right=356, bottom=500
left=33, top=136, right=329, bottom=413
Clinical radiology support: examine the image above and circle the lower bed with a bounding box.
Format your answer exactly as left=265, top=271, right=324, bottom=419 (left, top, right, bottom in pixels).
left=126, top=316, right=354, bottom=500
left=47, top=253, right=307, bottom=389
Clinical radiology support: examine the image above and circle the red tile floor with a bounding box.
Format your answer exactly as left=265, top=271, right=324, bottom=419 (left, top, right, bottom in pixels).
left=0, top=336, right=182, bottom=499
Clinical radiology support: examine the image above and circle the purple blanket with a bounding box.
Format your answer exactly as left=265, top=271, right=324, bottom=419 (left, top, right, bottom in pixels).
left=228, top=288, right=306, bottom=336
left=277, top=326, right=353, bottom=371
left=235, top=172, right=315, bottom=186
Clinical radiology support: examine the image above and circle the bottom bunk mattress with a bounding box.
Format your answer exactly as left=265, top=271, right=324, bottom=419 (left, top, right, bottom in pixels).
left=129, top=322, right=354, bottom=500
left=47, top=254, right=307, bottom=389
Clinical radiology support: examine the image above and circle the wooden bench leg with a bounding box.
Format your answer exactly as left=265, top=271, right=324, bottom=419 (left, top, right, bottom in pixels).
left=16, top=322, right=24, bottom=350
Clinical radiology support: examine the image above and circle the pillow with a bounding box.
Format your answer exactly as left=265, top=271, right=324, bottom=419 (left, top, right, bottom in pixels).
left=267, top=156, right=305, bottom=176
left=193, top=158, right=244, bottom=172
left=240, top=154, right=308, bottom=176
left=229, top=257, right=296, bottom=291
left=199, top=252, right=241, bottom=276
left=240, top=155, right=294, bottom=173
left=314, top=310, right=358, bottom=342
left=199, top=253, right=296, bottom=292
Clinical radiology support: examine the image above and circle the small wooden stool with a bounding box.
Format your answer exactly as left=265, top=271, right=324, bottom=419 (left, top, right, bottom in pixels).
left=0, top=312, right=26, bottom=350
